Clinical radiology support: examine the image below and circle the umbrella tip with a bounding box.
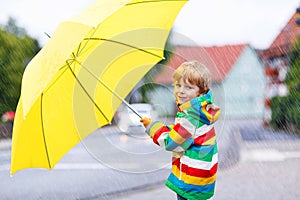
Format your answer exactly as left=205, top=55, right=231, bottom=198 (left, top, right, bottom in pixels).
left=44, top=32, right=51, bottom=38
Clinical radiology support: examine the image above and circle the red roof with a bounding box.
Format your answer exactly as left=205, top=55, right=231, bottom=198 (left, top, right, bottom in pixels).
left=155, top=44, right=248, bottom=84
left=260, top=11, right=300, bottom=59
left=269, top=12, right=300, bottom=49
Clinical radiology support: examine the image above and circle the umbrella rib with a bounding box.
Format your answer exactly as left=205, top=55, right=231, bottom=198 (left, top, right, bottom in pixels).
left=84, top=38, right=165, bottom=60
left=43, top=65, right=70, bottom=94
left=66, top=62, right=111, bottom=123
left=40, top=92, right=52, bottom=169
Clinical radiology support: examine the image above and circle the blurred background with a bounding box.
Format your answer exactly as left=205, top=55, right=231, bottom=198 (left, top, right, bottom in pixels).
left=0, top=1, right=300, bottom=199
left=1, top=2, right=300, bottom=137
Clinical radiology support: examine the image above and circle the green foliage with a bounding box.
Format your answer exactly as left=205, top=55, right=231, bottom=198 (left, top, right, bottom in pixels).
left=286, top=39, right=300, bottom=92
left=271, top=94, right=300, bottom=132
left=271, top=38, right=300, bottom=133
left=271, top=96, right=286, bottom=128
left=0, top=17, right=40, bottom=115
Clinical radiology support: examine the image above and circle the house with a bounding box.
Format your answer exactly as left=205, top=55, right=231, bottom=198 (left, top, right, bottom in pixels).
left=152, top=44, right=266, bottom=119
left=258, top=9, right=300, bottom=125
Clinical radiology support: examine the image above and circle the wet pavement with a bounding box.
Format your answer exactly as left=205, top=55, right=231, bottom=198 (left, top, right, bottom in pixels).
left=111, top=144, right=300, bottom=200
left=105, top=120, right=300, bottom=200
left=1, top=119, right=300, bottom=199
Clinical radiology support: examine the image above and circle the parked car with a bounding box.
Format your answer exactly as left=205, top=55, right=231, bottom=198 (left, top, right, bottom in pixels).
left=115, top=103, right=158, bottom=137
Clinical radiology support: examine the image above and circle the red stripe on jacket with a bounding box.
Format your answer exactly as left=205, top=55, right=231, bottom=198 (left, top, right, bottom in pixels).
left=173, top=123, right=193, bottom=139
left=152, top=126, right=170, bottom=145
left=172, top=158, right=218, bottom=178
left=194, top=127, right=216, bottom=145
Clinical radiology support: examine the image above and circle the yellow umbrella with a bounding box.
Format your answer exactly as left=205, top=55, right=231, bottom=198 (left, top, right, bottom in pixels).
left=10, top=0, right=187, bottom=174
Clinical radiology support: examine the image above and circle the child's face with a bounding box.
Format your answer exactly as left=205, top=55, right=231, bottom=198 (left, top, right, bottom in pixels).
left=174, top=78, right=200, bottom=104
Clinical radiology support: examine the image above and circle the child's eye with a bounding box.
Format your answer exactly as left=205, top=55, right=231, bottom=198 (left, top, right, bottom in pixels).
left=175, top=83, right=181, bottom=87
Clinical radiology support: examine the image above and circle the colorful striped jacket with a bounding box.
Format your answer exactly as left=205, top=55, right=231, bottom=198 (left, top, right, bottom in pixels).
left=146, top=91, right=220, bottom=200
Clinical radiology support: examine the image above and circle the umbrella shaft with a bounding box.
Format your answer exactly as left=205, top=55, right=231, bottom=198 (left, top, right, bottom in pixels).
left=98, top=79, right=142, bottom=119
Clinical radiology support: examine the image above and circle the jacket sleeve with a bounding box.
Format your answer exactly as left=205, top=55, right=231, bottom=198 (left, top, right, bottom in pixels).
left=146, top=120, right=194, bottom=152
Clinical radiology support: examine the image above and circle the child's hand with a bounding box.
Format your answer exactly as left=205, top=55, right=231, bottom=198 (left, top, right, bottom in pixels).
left=140, top=117, right=152, bottom=128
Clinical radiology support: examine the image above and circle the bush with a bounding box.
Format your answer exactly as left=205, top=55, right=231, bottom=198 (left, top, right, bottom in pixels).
left=270, top=39, right=300, bottom=133
left=270, top=96, right=287, bottom=129
left=271, top=93, right=300, bottom=133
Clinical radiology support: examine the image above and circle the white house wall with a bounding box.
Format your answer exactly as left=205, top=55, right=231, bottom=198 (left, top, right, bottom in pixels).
left=222, top=46, right=266, bottom=119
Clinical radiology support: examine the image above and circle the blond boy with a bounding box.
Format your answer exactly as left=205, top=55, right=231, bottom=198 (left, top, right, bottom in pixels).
left=141, top=61, right=220, bottom=200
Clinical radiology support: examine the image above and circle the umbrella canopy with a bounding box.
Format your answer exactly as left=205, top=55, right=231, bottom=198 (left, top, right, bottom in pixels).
left=10, top=0, right=187, bottom=174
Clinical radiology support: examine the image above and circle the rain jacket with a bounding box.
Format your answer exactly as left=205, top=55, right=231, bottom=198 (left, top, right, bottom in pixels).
left=146, top=90, right=220, bottom=200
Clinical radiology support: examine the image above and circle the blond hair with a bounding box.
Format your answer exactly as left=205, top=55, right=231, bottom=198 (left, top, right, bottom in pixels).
left=173, top=61, right=211, bottom=93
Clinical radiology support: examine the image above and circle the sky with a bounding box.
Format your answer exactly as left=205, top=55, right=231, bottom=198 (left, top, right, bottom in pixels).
left=0, top=0, right=300, bottom=49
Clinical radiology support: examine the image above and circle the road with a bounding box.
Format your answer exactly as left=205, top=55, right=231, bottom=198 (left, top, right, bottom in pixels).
left=216, top=120, right=300, bottom=200
left=0, top=126, right=172, bottom=200
left=112, top=139, right=300, bottom=200
left=1, top=119, right=300, bottom=199
left=109, top=120, right=300, bottom=200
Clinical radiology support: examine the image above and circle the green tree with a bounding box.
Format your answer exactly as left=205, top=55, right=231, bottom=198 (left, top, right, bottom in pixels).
left=4, top=17, right=26, bottom=37
left=0, top=17, right=40, bottom=116
left=271, top=38, right=300, bottom=133
left=286, top=39, right=300, bottom=92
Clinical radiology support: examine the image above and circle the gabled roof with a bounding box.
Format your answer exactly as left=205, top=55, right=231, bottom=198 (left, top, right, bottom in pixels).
left=260, top=11, right=300, bottom=59
left=269, top=12, right=300, bottom=49
left=155, top=44, right=248, bottom=84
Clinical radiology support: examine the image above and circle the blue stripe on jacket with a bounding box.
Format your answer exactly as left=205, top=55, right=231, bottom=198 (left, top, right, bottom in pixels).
left=189, top=144, right=216, bottom=153
left=165, top=136, right=194, bottom=151
left=167, top=173, right=216, bottom=193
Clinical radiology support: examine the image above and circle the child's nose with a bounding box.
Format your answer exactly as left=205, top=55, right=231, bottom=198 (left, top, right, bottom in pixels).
left=179, top=87, right=185, bottom=93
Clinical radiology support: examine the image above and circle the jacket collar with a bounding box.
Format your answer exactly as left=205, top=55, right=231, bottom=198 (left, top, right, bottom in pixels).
left=178, top=90, right=213, bottom=111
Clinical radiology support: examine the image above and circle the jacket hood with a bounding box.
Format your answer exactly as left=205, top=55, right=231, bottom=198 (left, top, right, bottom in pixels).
left=178, top=90, right=220, bottom=125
